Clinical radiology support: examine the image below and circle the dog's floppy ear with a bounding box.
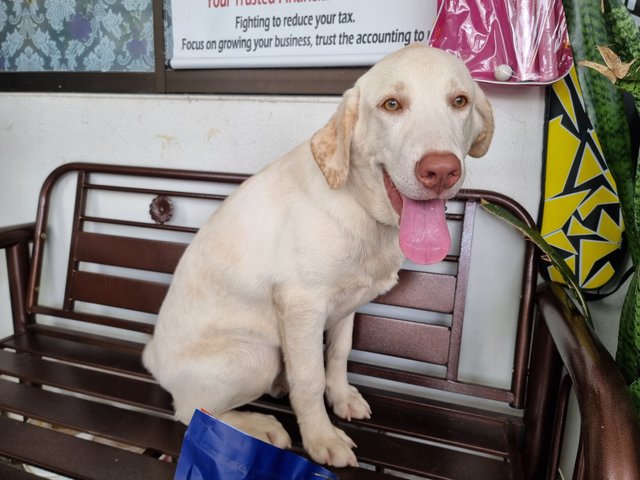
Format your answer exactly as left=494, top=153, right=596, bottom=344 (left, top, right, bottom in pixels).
left=468, top=84, right=494, bottom=158
left=311, top=87, right=359, bottom=189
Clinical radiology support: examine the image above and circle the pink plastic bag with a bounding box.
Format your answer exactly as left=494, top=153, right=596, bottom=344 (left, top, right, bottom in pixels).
left=429, top=0, right=573, bottom=84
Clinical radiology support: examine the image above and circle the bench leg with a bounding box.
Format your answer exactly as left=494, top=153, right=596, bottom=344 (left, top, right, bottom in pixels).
left=6, top=241, right=32, bottom=335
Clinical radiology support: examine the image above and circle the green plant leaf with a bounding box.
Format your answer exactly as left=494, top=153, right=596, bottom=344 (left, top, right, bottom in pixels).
left=603, top=0, right=640, bottom=62
left=481, top=200, right=592, bottom=325
left=618, top=272, right=640, bottom=383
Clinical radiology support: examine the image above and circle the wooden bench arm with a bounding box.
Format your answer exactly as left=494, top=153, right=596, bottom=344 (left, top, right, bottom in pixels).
left=0, top=222, right=35, bottom=335
left=536, top=282, right=640, bottom=479
left=0, top=223, right=34, bottom=250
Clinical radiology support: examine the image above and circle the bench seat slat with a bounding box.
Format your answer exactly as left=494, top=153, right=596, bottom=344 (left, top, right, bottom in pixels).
left=75, top=232, right=187, bottom=274
left=70, top=270, right=168, bottom=314
left=353, top=314, right=450, bottom=365
left=0, top=462, right=43, bottom=480
left=252, top=397, right=512, bottom=479
left=31, top=324, right=146, bottom=352
left=5, top=331, right=517, bottom=464
left=344, top=426, right=513, bottom=480
left=2, top=330, right=149, bottom=378
left=359, top=391, right=518, bottom=456
left=254, top=388, right=518, bottom=459
left=374, top=270, right=456, bottom=313
left=0, top=415, right=175, bottom=480
left=251, top=400, right=512, bottom=480
left=333, top=470, right=404, bottom=479
left=0, top=349, right=172, bottom=414
left=0, top=380, right=184, bottom=457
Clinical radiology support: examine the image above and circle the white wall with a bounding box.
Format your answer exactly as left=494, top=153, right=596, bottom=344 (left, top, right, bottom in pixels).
left=1, top=85, right=545, bottom=222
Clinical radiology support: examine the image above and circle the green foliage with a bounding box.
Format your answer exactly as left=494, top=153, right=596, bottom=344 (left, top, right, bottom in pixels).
left=481, top=201, right=592, bottom=324
left=603, top=0, right=640, bottom=61
left=567, top=0, right=640, bottom=417
left=616, top=61, right=640, bottom=111
left=619, top=272, right=640, bottom=384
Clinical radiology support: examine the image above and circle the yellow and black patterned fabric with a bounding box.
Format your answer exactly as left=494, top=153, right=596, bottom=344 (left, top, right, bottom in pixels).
left=540, top=67, right=624, bottom=289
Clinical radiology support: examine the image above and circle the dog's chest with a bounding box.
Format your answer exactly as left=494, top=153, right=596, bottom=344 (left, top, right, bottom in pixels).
left=328, top=244, right=404, bottom=324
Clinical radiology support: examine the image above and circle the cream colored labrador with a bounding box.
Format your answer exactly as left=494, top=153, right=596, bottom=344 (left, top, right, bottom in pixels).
left=143, top=44, right=493, bottom=467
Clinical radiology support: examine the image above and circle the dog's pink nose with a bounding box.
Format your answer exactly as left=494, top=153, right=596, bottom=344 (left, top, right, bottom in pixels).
left=415, top=153, right=461, bottom=193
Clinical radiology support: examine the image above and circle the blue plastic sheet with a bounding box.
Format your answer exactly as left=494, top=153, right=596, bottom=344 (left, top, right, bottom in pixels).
left=174, top=410, right=339, bottom=480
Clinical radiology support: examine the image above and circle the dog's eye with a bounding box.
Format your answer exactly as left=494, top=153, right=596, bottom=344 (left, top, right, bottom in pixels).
left=382, top=98, right=401, bottom=112
left=452, top=95, right=468, bottom=108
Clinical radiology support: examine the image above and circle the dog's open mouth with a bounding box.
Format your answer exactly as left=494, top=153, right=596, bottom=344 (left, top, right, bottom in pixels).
left=383, top=171, right=451, bottom=265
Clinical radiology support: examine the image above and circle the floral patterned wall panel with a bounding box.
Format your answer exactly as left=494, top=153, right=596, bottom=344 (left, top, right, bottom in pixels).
left=0, top=0, right=156, bottom=72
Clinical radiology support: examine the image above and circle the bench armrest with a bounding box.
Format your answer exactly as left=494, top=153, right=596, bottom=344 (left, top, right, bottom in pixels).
left=0, top=223, right=35, bottom=249
left=536, top=282, right=640, bottom=479
left=0, top=222, right=35, bottom=335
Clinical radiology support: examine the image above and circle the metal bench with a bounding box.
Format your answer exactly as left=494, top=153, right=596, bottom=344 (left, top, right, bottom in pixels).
left=1, top=162, right=638, bottom=479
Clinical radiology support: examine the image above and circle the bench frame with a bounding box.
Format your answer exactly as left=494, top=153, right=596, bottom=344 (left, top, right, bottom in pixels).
left=0, top=162, right=638, bottom=480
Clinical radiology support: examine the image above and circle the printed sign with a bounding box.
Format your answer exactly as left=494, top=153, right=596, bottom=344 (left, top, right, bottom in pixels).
left=170, top=0, right=438, bottom=69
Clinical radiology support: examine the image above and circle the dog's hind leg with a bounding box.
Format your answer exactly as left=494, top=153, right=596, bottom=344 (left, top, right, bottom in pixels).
left=168, top=342, right=292, bottom=448
left=217, top=410, right=292, bottom=448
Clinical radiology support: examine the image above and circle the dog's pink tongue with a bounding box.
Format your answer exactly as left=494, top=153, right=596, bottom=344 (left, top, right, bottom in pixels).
left=399, top=196, right=450, bottom=264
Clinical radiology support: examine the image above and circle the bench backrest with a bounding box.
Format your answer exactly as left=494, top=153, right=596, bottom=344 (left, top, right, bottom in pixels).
left=27, top=163, right=537, bottom=409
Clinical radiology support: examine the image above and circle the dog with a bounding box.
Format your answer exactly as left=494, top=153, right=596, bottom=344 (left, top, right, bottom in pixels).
left=143, top=44, right=493, bottom=468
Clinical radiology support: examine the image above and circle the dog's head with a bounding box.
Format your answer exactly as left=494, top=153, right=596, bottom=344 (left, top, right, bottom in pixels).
left=310, top=44, right=493, bottom=264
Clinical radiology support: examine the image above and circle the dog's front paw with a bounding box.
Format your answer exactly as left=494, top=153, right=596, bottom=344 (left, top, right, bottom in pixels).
left=305, top=426, right=358, bottom=468
left=328, top=385, right=372, bottom=421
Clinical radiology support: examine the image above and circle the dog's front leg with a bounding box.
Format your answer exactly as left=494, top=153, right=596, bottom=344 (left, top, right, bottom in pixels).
left=276, top=292, right=358, bottom=468
left=325, top=312, right=371, bottom=421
